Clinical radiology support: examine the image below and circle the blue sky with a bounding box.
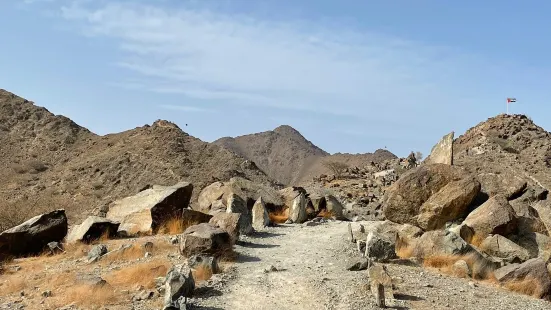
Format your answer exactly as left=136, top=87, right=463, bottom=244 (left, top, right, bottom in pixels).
left=1, top=0, right=550, bottom=157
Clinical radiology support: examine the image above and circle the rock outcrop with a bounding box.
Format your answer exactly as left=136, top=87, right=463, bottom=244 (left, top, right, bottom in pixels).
left=0, top=209, right=68, bottom=258
left=288, top=192, right=308, bottom=224
left=66, top=216, right=120, bottom=244
left=107, top=182, right=193, bottom=235
left=479, top=234, right=530, bottom=263
left=424, top=132, right=454, bottom=165
left=494, top=258, right=551, bottom=300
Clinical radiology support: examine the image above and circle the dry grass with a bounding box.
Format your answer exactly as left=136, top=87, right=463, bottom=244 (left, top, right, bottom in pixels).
left=269, top=208, right=289, bottom=224
left=47, top=284, right=121, bottom=309
left=158, top=217, right=201, bottom=235
left=63, top=242, right=89, bottom=259
left=469, top=233, right=486, bottom=247
left=0, top=274, right=26, bottom=296
left=105, top=259, right=170, bottom=289
left=100, top=244, right=145, bottom=264
left=317, top=209, right=335, bottom=219
left=503, top=277, right=542, bottom=298
left=395, top=235, right=414, bottom=259
left=192, top=264, right=214, bottom=282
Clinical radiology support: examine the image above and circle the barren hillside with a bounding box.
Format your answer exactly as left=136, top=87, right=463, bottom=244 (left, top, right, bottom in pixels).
left=0, top=89, right=277, bottom=226
left=215, top=126, right=396, bottom=185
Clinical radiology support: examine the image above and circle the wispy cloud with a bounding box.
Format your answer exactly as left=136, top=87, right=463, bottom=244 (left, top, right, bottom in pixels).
left=159, top=104, right=215, bottom=113
left=56, top=1, right=477, bottom=122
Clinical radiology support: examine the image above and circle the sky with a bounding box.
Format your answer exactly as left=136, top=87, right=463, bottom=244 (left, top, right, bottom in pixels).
left=1, top=0, right=550, bottom=157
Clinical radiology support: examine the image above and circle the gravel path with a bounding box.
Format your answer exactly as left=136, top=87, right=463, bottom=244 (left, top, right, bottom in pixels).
left=193, top=221, right=551, bottom=310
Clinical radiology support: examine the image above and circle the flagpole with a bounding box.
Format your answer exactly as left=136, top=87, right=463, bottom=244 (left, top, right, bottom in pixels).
left=507, top=99, right=509, bottom=114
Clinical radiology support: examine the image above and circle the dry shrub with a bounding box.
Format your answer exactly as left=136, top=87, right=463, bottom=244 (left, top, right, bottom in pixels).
left=317, top=209, right=335, bottom=219
left=105, top=259, right=170, bottom=289
left=269, top=207, right=289, bottom=224
left=158, top=217, right=194, bottom=235
left=192, top=264, right=214, bottom=282
left=503, top=277, right=542, bottom=298
left=395, top=235, right=414, bottom=259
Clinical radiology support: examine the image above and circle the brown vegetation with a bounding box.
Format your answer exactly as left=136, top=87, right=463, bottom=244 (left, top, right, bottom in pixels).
left=48, top=284, right=120, bottom=309
left=269, top=207, right=289, bottom=224
left=503, top=277, right=542, bottom=298
left=192, top=264, right=214, bottom=282
left=105, top=259, right=170, bottom=289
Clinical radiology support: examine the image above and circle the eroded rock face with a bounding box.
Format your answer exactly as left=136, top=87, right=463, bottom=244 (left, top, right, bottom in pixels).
left=107, top=182, right=193, bottom=235
left=383, top=164, right=476, bottom=228
left=462, top=195, right=517, bottom=239
left=179, top=223, right=232, bottom=257
left=494, top=258, right=551, bottom=300
left=0, top=209, right=68, bottom=258
left=424, top=132, right=454, bottom=165
left=66, top=216, right=120, bottom=244
left=533, top=200, right=551, bottom=236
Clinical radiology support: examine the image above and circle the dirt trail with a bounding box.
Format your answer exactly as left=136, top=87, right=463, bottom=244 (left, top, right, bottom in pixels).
left=194, top=221, right=551, bottom=310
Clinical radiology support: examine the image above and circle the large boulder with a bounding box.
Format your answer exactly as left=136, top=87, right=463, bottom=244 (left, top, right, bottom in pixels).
left=477, top=172, right=527, bottom=200
left=107, top=182, right=193, bottom=235
left=325, top=195, right=346, bottom=220
left=424, top=132, right=454, bottom=165
left=196, top=178, right=284, bottom=214
left=251, top=197, right=270, bottom=230
left=288, top=192, right=308, bottom=224
left=66, top=216, right=120, bottom=244
left=383, top=164, right=474, bottom=227
left=209, top=213, right=241, bottom=243
left=479, top=235, right=530, bottom=263
left=413, top=230, right=473, bottom=258
left=0, top=209, right=68, bottom=258
left=462, top=195, right=517, bottom=239
left=226, top=194, right=253, bottom=235
left=494, top=258, right=551, bottom=300
left=417, top=178, right=480, bottom=230
left=179, top=223, right=232, bottom=257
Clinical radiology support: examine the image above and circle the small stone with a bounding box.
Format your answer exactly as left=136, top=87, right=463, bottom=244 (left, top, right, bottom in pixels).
left=87, top=244, right=108, bottom=263
left=468, top=281, right=478, bottom=288
left=143, top=242, right=154, bottom=252
left=133, top=290, right=155, bottom=301
left=145, top=252, right=152, bottom=258
left=264, top=265, right=278, bottom=273
left=170, top=237, right=179, bottom=245
left=285, top=219, right=293, bottom=224
left=41, top=291, right=52, bottom=298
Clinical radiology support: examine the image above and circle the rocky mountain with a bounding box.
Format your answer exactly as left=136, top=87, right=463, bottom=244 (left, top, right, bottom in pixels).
left=215, top=126, right=397, bottom=185
left=453, top=114, right=551, bottom=199
left=0, top=89, right=277, bottom=226
left=214, top=125, right=329, bottom=185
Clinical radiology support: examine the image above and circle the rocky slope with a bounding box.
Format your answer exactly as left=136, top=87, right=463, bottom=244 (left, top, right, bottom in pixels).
left=215, top=126, right=396, bottom=185
left=0, top=89, right=277, bottom=226
left=454, top=114, right=551, bottom=202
